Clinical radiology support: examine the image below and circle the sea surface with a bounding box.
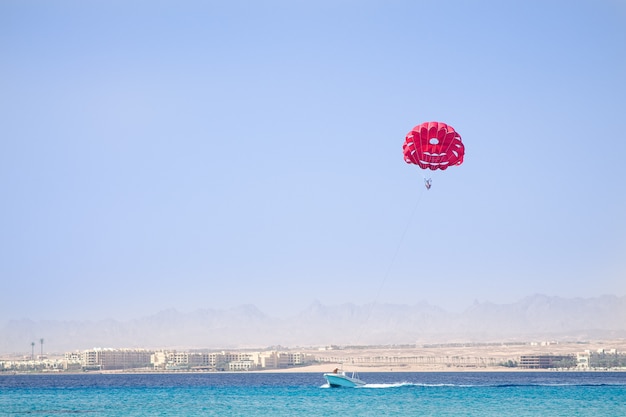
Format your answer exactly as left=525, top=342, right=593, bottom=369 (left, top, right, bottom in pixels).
left=1, top=371, right=625, bottom=416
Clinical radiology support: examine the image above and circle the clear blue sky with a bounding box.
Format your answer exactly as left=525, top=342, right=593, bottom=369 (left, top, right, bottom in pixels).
left=1, top=0, right=625, bottom=322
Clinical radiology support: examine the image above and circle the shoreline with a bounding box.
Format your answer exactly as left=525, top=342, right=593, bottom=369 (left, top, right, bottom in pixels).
left=3, top=340, right=625, bottom=375
left=4, top=362, right=626, bottom=376
left=4, top=368, right=626, bottom=376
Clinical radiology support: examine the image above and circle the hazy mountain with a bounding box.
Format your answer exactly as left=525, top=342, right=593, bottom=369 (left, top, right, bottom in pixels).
left=1, top=295, right=625, bottom=354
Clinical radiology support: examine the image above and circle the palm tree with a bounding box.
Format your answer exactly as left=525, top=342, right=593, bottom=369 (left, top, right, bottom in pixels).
left=40, top=338, right=44, bottom=358
left=31, top=342, right=35, bottom=360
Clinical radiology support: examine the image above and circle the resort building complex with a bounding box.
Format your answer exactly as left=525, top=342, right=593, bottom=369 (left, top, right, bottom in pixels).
left=1, top=344, right=625, bottom=373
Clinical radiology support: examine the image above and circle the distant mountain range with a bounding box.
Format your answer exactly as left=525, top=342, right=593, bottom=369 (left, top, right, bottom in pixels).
left=2, top=294, right=625, bottom=354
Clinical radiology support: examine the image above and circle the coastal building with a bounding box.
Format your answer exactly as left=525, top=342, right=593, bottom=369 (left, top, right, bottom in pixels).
left=279, top=352, right=306, bottom=367
left=257, top=351, right=308, bottom=369
left=519, top=355, right=575, bottom=369
left=0, top=358, right=65, bottom=372
left=149, top=350, right=312, bottom=371
left=64, top=352, right=81, bottom=363
left=576, top=352, right=590, bottom=369
left=228, top=359, right=255, bottom=371
left=152, top=351, right=217, bottom=370
left=77, top=348, right=153, bottom=371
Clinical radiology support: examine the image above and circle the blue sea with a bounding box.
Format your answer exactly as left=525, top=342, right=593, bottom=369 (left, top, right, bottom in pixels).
left=1, top=372, right=625, bottom=416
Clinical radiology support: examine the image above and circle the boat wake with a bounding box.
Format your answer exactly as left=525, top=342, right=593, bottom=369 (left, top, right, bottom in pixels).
left=321, top=382, right=477, bottom=389
left=362, top=382, right=414, bottom=389
left=357, top=382, right=624, bottom=389
left=363, top=382, right=460, bottom=389
left=321, top=381, right=626, bottom=389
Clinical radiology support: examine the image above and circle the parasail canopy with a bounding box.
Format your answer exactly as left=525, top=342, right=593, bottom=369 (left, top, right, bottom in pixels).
left=403, top=121, right=465, bottom=171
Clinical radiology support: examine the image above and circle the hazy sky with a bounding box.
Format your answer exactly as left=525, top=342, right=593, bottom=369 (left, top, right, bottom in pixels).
left=1, top=0, right=625, bottom=323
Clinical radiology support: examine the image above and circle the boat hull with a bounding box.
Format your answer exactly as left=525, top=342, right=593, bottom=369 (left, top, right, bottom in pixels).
left=324, top=372, right=366, bottom=388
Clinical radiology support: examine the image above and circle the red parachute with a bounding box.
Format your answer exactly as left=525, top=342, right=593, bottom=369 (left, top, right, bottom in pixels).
left=403, top=121, right=465, bottom=171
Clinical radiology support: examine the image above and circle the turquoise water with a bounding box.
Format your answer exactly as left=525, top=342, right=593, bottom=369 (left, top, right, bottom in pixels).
left=1, top=372, right=625, bottom=416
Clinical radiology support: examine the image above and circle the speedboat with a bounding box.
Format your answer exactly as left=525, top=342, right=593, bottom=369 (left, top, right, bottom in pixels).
left=323, top=368, right=366, bottom=388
